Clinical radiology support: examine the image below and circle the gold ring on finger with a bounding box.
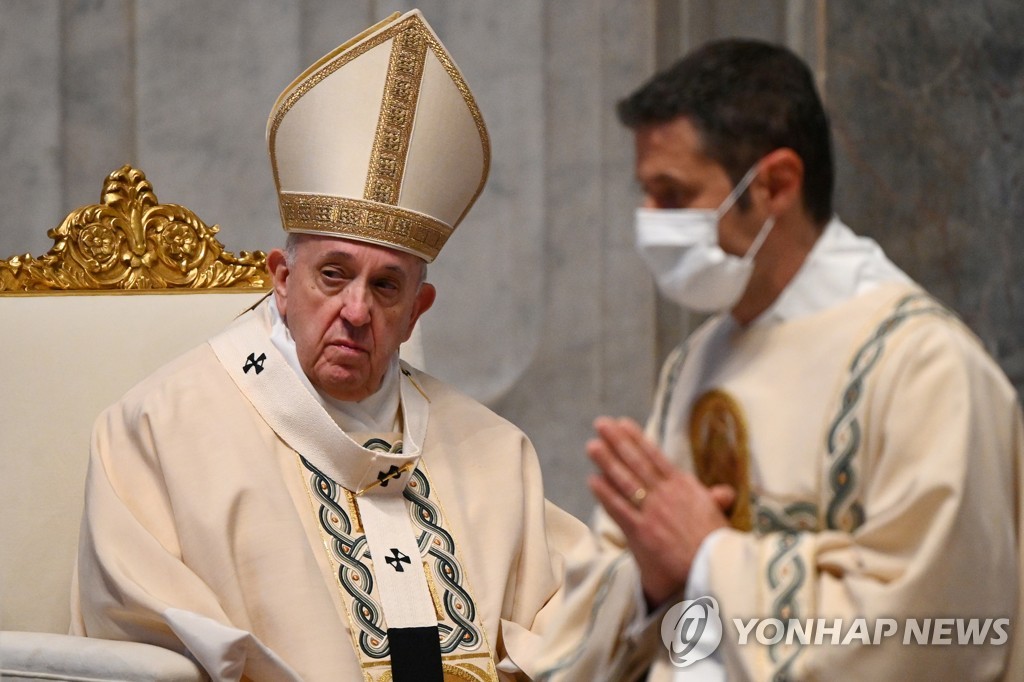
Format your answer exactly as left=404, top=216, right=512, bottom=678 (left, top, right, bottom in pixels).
left=631, top=487, right=647, bottom=509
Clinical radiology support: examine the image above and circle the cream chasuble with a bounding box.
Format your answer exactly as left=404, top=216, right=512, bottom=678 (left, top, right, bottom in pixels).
left=73, top=300, right=588, bottom=681
left=537, top=281, right=1024, bottom=681
left=208, top=306, right=495, bottom=681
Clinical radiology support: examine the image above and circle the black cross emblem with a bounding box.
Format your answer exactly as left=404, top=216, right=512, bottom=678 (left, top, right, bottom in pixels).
left=377, top=465, right=403, bottom=487
left=243, top=352, right=266, bottom=375
left=385, top=548, right=411, bottom=572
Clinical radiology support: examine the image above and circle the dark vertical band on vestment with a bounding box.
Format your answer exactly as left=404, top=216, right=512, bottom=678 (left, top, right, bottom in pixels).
left=388, top=626, right=443, bottom=681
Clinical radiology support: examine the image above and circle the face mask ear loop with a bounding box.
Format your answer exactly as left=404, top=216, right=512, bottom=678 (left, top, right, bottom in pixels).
left=742, top=215, right=776, bottom=264
left=715, top=164, right=762, bottom=220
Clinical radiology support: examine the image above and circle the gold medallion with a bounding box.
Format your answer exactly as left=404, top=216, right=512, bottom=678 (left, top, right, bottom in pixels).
left=688, top=389, right=753, bottom=531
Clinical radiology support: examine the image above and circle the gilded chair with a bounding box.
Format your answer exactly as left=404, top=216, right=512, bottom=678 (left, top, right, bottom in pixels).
left=0, top=166, right=270, bottom=680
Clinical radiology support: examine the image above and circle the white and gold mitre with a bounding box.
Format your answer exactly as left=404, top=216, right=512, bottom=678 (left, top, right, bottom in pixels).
left=266, top=10, right=490, bottom=263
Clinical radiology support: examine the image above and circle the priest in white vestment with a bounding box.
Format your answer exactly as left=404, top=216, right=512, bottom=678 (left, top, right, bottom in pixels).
left=72, top=10, right=589, bottom=681
left=536, top=38, right=1024, bottom=681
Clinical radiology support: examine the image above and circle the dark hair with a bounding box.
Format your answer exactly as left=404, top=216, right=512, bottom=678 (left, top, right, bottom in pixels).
left=617, top=39, right=833, bottom=224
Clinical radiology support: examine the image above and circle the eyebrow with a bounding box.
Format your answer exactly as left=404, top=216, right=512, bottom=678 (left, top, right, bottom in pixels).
left=319, top=249, right=410, bottom=277
left=641, top=171, right=686, bottom=186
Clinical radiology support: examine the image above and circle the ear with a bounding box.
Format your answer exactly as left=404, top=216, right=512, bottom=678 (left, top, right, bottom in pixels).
left=267, top=248, right=290, bottom=315
left=755, top=148, right=804, bottom=217
left=404, top=282, right=437, bottom=342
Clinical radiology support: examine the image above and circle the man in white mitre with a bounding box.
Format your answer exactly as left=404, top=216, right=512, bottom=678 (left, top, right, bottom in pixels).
left=72, top=11, right=587, bottom=681
left=536, top=39, right=1024, bottom=681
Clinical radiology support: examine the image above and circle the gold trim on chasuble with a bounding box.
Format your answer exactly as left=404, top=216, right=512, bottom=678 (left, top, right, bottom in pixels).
left=267, top=15, right=490, bottom=262
left=299, top=441, right=497, bottom=682
left=688, top=389, right=753, bottom=531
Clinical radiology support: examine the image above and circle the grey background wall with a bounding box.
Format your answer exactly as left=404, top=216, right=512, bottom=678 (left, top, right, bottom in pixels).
left=2, top=0, right=1021, bottom=521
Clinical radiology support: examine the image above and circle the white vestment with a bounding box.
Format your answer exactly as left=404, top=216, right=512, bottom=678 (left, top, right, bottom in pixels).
left=71, top=300, right=589, bottom=681
left=536, top=219, right=1024, bottom=681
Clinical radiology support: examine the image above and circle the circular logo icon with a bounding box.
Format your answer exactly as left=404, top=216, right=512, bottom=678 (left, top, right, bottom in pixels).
left=660, top=596, right=723, bottom=667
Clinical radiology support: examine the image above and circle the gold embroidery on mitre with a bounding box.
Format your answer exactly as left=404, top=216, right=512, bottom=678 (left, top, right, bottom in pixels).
left=280, top=193, right=452, bottom=262
left=689, top=389, right=753, bottom=531
left=365, top=22, right=428, bottom=206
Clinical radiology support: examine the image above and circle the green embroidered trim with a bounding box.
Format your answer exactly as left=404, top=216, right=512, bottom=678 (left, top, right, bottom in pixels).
left=404, top=468, right=483, bottom=653
left=825, top=293, right=952, bottom=532
left=754, top=500, right=819, bottom=534
left=302, top=454, right=390, bottom=658
left=760, top=293, right=954, bottom=678
left=766, top=532, right=807, bottom=678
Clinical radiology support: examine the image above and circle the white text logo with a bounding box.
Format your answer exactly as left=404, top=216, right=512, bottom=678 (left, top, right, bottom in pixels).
left=733, top=617, right=1010, bottom=647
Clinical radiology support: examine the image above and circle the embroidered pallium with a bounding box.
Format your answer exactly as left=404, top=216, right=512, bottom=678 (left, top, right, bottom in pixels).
left=300, top=444, right=490, bottom=678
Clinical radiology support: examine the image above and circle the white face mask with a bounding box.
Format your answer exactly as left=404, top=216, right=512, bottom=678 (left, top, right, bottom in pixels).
left=635, top=164, right=775, bottom=313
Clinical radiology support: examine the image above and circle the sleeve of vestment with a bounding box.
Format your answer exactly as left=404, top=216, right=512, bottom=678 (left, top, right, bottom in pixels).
left=528, top=516, right=667, bottom=682
left=494, top=433, right=606, bottom=680
left=70, top=397, right=302, bottom=681
left=530, top=344, right=693, bottom=682
left=708, top=314, right=1023, bottom=680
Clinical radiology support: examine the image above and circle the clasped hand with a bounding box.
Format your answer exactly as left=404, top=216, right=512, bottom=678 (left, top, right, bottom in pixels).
left=587, top=416, right=734, bottom=607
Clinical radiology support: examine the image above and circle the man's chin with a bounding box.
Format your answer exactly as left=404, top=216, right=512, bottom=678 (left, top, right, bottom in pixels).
left=313, top=368, right=377, bottom=403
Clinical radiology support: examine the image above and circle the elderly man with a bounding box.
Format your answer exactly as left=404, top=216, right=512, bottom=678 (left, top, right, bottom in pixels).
left=538, top=39, right=1024, bottom=681
left=72, top=11, right=585, bottom=681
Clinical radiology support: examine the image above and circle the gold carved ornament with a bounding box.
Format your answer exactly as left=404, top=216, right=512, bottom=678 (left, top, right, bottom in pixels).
left=0, top=165, right=269, bottom=293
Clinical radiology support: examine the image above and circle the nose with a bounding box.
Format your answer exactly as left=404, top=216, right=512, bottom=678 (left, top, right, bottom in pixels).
left=339, top=281, right=372, bottom=327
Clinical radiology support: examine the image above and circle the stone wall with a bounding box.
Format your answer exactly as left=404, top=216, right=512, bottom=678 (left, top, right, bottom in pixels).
left=827, top=0, right=1024, bottom=401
